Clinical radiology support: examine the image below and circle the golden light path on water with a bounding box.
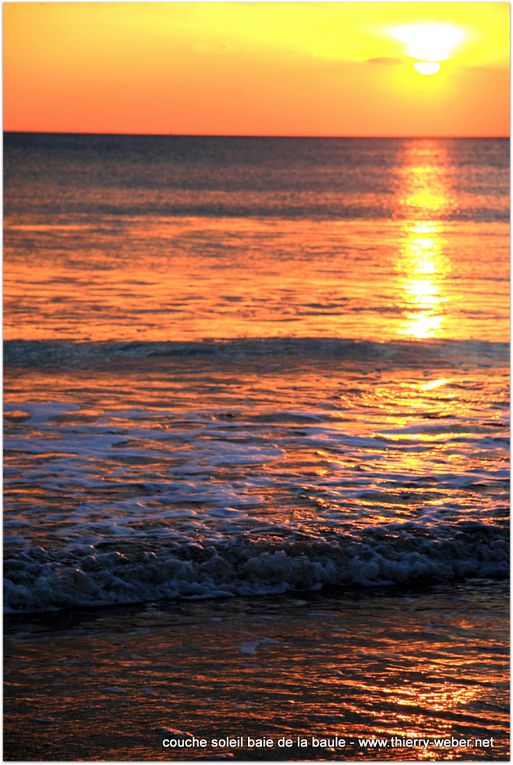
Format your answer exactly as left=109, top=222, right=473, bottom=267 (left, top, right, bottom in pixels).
left=396, top=142, right=451, bottom=339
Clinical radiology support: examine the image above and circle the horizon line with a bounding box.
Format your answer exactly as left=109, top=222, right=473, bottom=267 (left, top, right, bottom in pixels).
left=4, top=130, right=509, bottom=140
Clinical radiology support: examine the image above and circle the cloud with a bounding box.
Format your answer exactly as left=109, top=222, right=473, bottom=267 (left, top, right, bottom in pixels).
left=366, top=56, right=405, bottom=65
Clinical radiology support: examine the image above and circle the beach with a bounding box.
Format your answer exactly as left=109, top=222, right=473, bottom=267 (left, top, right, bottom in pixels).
left=5, top=582, right=509, bottom=760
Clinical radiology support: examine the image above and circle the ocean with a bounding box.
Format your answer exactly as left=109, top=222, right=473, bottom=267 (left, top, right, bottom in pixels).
left=3, top=133, right=509, bottom=760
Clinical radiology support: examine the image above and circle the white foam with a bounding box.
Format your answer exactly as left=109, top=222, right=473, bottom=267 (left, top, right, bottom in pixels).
left=4, top=521, right=507, bottom=613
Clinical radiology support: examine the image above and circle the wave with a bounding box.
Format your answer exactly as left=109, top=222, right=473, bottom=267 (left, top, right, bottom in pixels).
left=4, top=201, right=509, bottom=223
left=4, top=520, right=508, bottom=614
left=4, top=337, right=508, bottom=371
left=36, top=203, right=509, bottom=223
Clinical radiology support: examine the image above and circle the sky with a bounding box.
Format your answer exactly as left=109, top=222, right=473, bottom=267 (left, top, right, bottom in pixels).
left=3, top=2, right=510, bottom=137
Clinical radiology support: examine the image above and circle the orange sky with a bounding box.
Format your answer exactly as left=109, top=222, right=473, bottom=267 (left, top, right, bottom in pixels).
left=3, top=2, right=510, bottom=137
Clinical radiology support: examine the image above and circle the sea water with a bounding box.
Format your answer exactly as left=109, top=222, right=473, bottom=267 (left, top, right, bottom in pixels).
left=3, top=134, right=509, bottom=758
left=4, top=134, right=508, bottom=611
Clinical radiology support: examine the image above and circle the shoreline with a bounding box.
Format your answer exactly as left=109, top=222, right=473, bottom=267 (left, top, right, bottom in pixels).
left=4, top=579, right=509, bottom=761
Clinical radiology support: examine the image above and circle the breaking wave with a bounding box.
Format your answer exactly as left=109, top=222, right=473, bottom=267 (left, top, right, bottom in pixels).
left=5, top=520, right=508, bottom=613
left=4, top=338, right=508, bottom=371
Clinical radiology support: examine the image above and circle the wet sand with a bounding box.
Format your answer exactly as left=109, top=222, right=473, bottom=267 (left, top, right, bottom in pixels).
left=4, top=579, right=509, bottom=761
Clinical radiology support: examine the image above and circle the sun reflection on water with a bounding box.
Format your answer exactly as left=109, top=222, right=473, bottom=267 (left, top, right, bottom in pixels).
left=397, top=143, right=452, bottom=339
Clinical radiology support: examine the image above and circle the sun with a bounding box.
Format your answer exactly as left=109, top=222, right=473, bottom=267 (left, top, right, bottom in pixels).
left=392, top=23, right=465, bottom=76
left=413, top=62, right=440, bottom=76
